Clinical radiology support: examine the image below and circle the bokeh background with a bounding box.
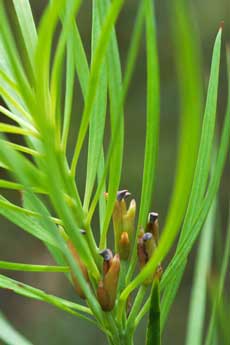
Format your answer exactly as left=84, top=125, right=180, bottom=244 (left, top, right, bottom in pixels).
left=1, top=0, right=230, bottom=344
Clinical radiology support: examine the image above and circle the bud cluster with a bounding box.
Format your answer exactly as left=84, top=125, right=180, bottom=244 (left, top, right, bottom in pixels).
left=60, top=190, right=162, bottom=312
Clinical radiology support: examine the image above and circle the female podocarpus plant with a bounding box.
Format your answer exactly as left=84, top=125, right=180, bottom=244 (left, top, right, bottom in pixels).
left=0, top=1, right=229, bottom=345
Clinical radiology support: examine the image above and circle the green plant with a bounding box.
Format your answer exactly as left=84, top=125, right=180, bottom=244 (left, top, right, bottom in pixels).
left=0, top=0, right=229, bottom=344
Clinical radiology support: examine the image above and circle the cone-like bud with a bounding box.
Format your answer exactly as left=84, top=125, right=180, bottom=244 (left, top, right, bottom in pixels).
left=67, top=240, right=89, bottom=299
left=143, top=232, right=156, bottom=285
left=123, top=199, right=136, bottom=236
left=112, top=190, right=136, bottom=259
left=137, top=212, right=163, bottom=285
left=112, top=193, right=126, bottom=250
left=59, top=226, right=90, bottom=299
left=143, top=232, right=156, bottom=259
left=99, top=249, right=113, bottom=275
left=119, top=232, right=130, bottom=260
left=97, top=280, right=110, bottom=311
left=137, top=229, right=147, bottom=269
left=137, top=230, right=158, bottom=285
left=97, top=254, right=120, bottom=311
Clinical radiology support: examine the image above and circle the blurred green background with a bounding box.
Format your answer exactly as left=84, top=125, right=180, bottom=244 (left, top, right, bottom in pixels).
left=0, top=0, right=230, bottom=344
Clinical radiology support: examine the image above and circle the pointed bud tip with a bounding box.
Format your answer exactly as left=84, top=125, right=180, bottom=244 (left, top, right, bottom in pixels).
left=112, top=254, right=120, bottom=266
left=117, top=189, right=130, bottom=201
left=127, top=198, right=136, bottom=217
left=120, top=231, right=129, bottom=244
left=129, top=199, right=136, bottom=209
left=99, top=249, right=113, bottom=261
left=149, top=212, right=159, bottom=223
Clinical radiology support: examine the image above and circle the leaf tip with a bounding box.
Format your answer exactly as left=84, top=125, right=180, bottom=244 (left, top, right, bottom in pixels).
left=219, top=20, right=224, bottom=31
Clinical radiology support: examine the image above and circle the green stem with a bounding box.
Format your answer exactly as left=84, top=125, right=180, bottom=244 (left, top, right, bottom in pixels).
left=108, top=332, right=134, bottom=345
left=127, top=285, right=147, bottom=331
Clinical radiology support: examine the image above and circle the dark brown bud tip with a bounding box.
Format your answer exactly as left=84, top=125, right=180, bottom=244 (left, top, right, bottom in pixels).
left=143, top=232, right=153, bottom=241
left=149, top=212, right=159, bottom=223
left=117, top=189, right=129, bottom=201
left=99, top=249, right=113, bottom=261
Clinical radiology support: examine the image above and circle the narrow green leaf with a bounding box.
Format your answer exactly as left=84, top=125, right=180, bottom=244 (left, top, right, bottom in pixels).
left=162, top=37, right=230, bottom=294
left=50, top=0, right=82, bottom=130
left=0, top=123, right=37, bottom=137
left=34, top=0, right=66, bottom=124
left=146, top=280, right=161, bottom=345
left=22, top=191, right=68, bottom=269
left=86, top=0, right=146, bottom=226
left=97, top=149, right=107, bottom=231
left=0, top=261, right=69, bottom=272
left=205, top=212, right=230, bottom=345
left=0, top=179, right=22, bottom=190
left=70, top=23, right=89, bottom=97
left=12, top=0, right=37, bottom=67
left=163, top=0, right=203, bottom=244
left=0, top=312, right=32, bottom=345
left=119, top=27, right=222, bottom=299
left=70, top=0, right=124, bottom=176
left=127, top=0, right=159, bottom=281
left=161, top=71, right=230, bottom=325
left=6, top=142, right=39, bottom=157
left=0, top=1, right=34, bottom=109
left=61, top=36, right=75, bottom=151
left=186, top=201, right=216, bottom=345
left=0, top=195, right=59, bottom=248
left=161, top=261, right=185, bottom=329
left=0, top=86, right=32, bottom=123
left=97, top=0, right=124, bottom=249
left=127, top=285, right=147, bottom=333
left=138, top=0, right=160, bottom=228
left=0, top=105, right=33, bottom=131
left=83, top=0, right=107, bottom=211
left=0, top=274, right=94, bottom=323
left=0, top=138, right=45, bottom=191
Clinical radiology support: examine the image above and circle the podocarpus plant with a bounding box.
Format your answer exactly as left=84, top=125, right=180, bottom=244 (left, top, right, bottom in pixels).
left=0, top=0, right=229, bottom=344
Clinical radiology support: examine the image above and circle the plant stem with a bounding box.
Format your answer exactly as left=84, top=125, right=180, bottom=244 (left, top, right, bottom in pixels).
left=127, top=285, right=146, bottom=330
left=107, top=332, right=134, bottom=345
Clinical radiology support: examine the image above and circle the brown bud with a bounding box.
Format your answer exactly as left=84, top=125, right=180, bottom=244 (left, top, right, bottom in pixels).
left=67, top=240, right=89, bottom=299
left=137, top=229, right=148, bottom=269
left=143, top=232, right=156, bottom=259
left=99, top=249, right=113, bottom=275
left=97, top=280, right=110, bottom=311
left=137, top=230, right=158, bottom=285
left=97, top=254, right=120, bottom=311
